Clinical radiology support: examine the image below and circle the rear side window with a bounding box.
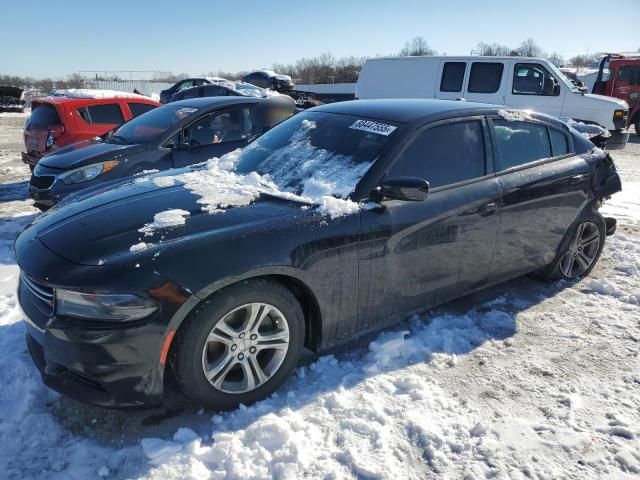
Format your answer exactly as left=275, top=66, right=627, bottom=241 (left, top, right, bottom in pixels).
left=388, top=120, right=485, bottom=188
left=27, top=103, right=61, bottom=128
left=493, top=120, right=551, bottom=170
left=440, top=62, right=466, bottom=92
left=128, top=102, right=157, bottom=118
left=549, top=129, right=569, bottom=156
left=79, top=104, right=125, bottom=125
left=468, top=62, right=504, bottom=93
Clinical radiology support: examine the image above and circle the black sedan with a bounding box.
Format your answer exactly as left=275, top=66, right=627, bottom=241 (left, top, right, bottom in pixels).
left=15, top=99, right=621, bottom=409
left=28, top=96, right=296, bottom=210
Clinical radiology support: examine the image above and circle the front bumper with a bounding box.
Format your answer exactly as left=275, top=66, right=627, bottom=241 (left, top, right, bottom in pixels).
left=22, top=308, right=166, bottom=409
left=22, top=151, right=43, bottom=167
left=607, top=129, right=630, bottom=150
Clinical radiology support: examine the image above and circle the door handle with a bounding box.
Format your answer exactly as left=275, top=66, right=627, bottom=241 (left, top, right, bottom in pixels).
left=570, top=174, right=586, bottom=185
left=479, top=202, right=498, bottom=214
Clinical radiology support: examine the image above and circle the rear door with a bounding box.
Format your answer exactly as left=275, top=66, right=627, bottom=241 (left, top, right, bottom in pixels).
left=171, top=105, right=257, bottom=168
left=357, top=117, right=501, bottom=333
left=505, top=62, right=565, bottom=117
left=464, top=60, right=507, bottom=104
left=488, top=117, right=590, bottom=281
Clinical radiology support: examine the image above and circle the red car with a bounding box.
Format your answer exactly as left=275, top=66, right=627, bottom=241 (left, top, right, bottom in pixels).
left=22, top=90, right=160, bottom=169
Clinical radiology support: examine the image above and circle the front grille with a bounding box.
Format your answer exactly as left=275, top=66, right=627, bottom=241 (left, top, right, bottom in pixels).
left=21, top=274, right=54, bottom=312
left=30, top=174, right=55, bottom=190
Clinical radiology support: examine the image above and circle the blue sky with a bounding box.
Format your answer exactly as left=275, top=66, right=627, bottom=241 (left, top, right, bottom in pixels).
left=2, top=0, right=639, bottom=78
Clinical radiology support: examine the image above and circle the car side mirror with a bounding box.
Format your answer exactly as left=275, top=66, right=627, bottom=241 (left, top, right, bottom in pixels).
left=378, top=177, right=430, bottom=202
left=553, top=82, right=561, bottom=96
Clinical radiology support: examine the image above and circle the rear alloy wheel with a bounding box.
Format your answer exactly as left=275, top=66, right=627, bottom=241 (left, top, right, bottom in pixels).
left=558, top=221, right=601, bottom=278
left=548, top=213, right=606, bottom=281
left=173, top=280, right=304, bottom=410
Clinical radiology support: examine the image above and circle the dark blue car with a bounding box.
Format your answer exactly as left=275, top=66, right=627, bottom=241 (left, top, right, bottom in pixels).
left=29, top=96, right=296, bottom=210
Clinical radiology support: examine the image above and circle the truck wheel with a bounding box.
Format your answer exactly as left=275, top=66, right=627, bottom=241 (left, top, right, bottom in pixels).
left=545, top=213, right=606, bottom=281
left=173, top=279, right=305, bottom=410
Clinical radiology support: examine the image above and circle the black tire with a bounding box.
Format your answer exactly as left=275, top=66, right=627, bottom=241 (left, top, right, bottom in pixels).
left=544, top=212, right=606, bottom=281
left=172, top=279, right=305, bottom=410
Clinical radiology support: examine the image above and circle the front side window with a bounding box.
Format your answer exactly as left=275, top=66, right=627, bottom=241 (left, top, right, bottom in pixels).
left=440, top=62, right=466, bottom=92
left=388, top=120, right=485, bottom=188
left=493, top=120, right=551, bottom=170
left=618, top=66, right=640, bottom=85
left=513, top=63, right=559, bottom=96
left=86, top=104, right=125, bottom=124
left=184, top=107, right=255, bottom=146
left=468, top=62, right=504, bottom=93
left=177, top=80, right=195, bottom=91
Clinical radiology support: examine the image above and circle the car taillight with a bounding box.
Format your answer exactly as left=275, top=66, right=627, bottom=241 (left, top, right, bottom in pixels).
left=47, top=124, right=65, bottom=148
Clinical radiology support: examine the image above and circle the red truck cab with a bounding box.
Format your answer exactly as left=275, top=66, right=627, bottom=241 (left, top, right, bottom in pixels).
left=593, top=54, right=640, bottom=133
left=22, top=90, right=160, bottom=170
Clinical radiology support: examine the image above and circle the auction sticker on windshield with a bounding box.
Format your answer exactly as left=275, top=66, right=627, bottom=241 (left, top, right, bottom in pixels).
left=349, top=119, right=397, bottom=136
left=176, top=107, right=199, bottom=119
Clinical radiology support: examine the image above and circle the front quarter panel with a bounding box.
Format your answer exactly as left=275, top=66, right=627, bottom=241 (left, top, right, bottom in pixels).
left=149, top=205, right=362, bottom=349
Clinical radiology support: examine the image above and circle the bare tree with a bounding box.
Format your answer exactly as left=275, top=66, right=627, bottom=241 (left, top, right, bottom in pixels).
left=399, top=37, right=436, bottom=56
left=476, top=42, right=511, bottom=56
left=517, top=38, right=543, bottom=57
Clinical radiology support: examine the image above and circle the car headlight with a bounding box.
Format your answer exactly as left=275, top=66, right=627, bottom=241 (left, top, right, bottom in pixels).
left=59, top=160, right=119, bottom=185
left=55, top=288, right=158, bottom=321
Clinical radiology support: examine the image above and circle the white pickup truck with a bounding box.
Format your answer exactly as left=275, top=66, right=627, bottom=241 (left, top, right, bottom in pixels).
left=356, top=56, right=630, bottom=149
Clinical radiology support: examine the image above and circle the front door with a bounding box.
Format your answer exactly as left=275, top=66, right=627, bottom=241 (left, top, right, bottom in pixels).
left=506, top=62, right=565, bottom=118
left=357, top=118, right=501, bottom=334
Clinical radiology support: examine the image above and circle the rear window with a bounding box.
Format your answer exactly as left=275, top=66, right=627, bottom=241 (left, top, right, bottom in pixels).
left=468, top=62, right=504, bottom=93
left=77, top=104, right=125, bottom=125
left=128, top=102, right=157, bottom=118
left=493, top=120, right=551, bottom=170
left=27, top=103, right=61, bottom=129
left=440, top=62, right=466, bottom=92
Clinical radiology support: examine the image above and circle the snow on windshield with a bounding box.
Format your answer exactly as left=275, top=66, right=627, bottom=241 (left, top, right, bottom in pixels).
left=139, top=118, right=380, bottom=234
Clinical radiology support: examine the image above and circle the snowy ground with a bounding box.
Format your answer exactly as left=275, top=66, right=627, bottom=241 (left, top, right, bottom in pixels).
left=0, top=112, right=639, bottom=479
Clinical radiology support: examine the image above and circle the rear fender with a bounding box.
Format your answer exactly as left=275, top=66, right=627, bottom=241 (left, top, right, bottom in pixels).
left=593, top=152, right=622, bottom=198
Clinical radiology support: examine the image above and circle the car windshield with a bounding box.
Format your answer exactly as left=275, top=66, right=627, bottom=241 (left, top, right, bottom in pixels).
left=234, top=111, right=397, bottom=197
left=108, top=105, right=199, bottom=144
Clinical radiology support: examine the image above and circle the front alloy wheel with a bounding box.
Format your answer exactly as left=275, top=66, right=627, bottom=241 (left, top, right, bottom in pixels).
left=173, top=280, right=304, bottom=410
left=202, top=303, right=290, bottom=394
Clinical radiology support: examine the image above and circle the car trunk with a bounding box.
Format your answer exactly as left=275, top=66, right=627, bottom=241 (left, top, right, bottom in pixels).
left=24, top=101, right=65, bottom=155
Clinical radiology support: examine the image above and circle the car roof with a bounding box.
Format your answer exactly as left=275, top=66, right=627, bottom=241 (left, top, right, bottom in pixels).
left=37, top=95, right=158, bottom=106
left=313, top=99, right=499, bottom=123
left=167, top=96, right=264, bottom=109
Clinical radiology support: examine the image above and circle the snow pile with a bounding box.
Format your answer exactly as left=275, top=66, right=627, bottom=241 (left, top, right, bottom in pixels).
left=139, top=209, right=190, bottom=235
left=143, top=120, right=371, bottom=226
left=51, top=89, right=152, bottom=100
left=130, top=241, right=150, bottom=252
left=497, top=109, right=533, bottom=122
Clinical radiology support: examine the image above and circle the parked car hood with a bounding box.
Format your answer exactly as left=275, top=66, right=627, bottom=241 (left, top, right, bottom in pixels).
left=39, top=141, right=144, bottom=170
left=583, top=93, right=629, bottom=109
left=0, top=86, right=24, bottom=98
left=22, top=172, right=307, bottom=267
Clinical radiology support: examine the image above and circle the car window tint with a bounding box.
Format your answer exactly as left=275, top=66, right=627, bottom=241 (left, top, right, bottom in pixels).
left=440, top=62, right=466, bottom=92
left=185, top=107, right=254, bottom=146
left=86, top=104, right=125, bottom=124
left=128, top=103, right=157, bottom=118
left=513, top=63, right=557, bottom=95
left=388, top=120, right=485, bottom=188
left=549, top=128, right=569, bottom=156
left=493, top=120, right=551, bottom=169
left=182, top=87, right=201, bottom=99
left=203, top=85, right=226, bottom=97
left=468, top=62, right=504, bottom=93
left=27, top=103, right=61, bottom=128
